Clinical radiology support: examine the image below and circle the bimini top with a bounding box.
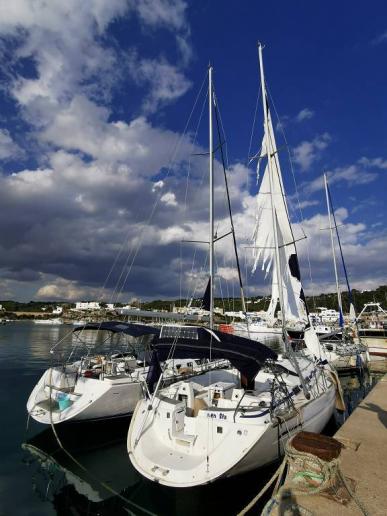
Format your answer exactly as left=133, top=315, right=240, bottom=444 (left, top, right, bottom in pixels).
left=72, top=321, right=160, bottom=338
left=147, top=325, right=278, bottom=389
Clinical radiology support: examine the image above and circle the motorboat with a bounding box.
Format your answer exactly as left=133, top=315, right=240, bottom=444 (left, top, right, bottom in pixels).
left=34, top=317, right=63, bottom=325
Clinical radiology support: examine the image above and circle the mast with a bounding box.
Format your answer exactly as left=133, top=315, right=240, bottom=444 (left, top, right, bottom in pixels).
left=324, top=173, right=343, bottom=326
left=258, top=44, right=286, bottom=336
left=209, top=66, right=214, bottom=329
left=258, top=44, right=310, bottom=397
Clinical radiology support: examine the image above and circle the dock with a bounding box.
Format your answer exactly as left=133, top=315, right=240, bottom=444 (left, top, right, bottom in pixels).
left=272, top=374, right=387, bottom=515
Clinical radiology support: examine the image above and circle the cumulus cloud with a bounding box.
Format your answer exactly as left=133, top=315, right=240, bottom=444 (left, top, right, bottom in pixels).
left=35, top=278, right=99, bottom=302
left=0, top=1, right=385, bottom=303
left=292, top=133, right=331, bottom=171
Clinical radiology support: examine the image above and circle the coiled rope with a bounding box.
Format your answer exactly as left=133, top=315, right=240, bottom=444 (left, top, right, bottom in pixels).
left=238, top=437, right=369, bottom=516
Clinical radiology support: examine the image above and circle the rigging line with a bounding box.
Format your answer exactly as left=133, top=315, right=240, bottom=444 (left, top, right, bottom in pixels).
left=327, top=182, right=352, bottom=303
left=46, top=360, right=156, bottom=516
left=184, top=115, right=215, bottom=306
left=213, top=92, right=248, bottom=316
left=223, top=254, right=231, bottom=310
left=212, top=80, right=230, bottom=169
left=113, top=70, right=209, bottom=302
left=265, top=85, right=316, bottom=310
left=181, top=89, right=209, bottom=309
left=266, top=83, right=317, bottom=308
left=246, top=80, right=262, bottom=167
left=183, top=208, right=220, bottom=309
left=214, top=252, right=226, bottom=314
left=187, top=247, right=209, bottom=308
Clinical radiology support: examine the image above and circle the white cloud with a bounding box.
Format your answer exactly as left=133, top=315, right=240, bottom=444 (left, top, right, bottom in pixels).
left=134, top=0, right=188, bottom=31
left=297, top=199, right=320, bottom=210
left=35, top=276, right=114, bottom=301
left=303, top=158, right=381, bottom=195
left=129, top=55, right=192, bottom=113
left=358, top=156, right=387, bottom=169
left=295, top=108, right=314, bottom=123
left=292, top=133, right=331, bottom=171
left=0, top=0, right=192, bottom=128
left=0, top=129, right=23, bottom=160
left=160, top=191, right=178, bottom=207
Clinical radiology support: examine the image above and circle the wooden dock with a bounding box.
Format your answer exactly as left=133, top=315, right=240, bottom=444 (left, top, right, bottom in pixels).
left=270, top=374, right=387, bottom=515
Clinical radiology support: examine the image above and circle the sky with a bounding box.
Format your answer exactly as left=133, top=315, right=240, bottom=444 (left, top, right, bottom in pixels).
left=0, top=0, right=386, bottom=303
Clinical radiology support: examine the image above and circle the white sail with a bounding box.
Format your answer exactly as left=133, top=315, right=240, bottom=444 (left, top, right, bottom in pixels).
left=252, top=107, right=307, bottom=324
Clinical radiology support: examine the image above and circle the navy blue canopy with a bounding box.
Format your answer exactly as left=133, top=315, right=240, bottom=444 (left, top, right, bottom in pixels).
left=72, top=321, right=160, bottom=338
left=147, top=326, right=277, bottom=391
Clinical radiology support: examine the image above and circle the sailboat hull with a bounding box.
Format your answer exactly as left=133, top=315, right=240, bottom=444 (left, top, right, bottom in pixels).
left=127, top=372, right=336, bottom=488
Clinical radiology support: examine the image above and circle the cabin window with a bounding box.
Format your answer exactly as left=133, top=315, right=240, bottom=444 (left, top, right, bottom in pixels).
left=166, top=412, right=170, bottom=418
left=217, top=426, right=223, bottom=434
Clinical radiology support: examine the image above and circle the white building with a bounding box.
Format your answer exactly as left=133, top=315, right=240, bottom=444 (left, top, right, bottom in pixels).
left=75, top=301, right=101, bottom=311
left=106, top=303, right=115, bottom=311
left=52, top=306, right=63, bottom=314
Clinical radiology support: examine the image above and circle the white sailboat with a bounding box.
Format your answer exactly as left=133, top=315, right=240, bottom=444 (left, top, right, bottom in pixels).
left=357, top=303, right=387, bottom=360
left=27, top=321, right=227, bottom=424
left=127, top=50, right=337, bottom=488
left=318, top=174, right=368, bottom=370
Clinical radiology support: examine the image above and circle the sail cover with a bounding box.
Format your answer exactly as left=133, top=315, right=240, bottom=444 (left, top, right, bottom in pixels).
left=146, top=326, right=277, bottom=391
left=252, top=105, right=308, bottom=325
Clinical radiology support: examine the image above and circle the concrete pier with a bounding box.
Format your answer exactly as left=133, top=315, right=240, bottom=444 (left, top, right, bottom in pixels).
left=278, top=374, right=387, bottom=515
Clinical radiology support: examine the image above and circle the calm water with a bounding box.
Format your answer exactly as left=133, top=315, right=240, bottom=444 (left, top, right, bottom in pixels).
left=0, top=322, right=379, bottom=516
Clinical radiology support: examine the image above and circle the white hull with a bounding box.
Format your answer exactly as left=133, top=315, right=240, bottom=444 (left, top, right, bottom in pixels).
left=27, top=358, right=229, bottom=424
left=128, top=362, right=336, bottom=487
left=231, top=324, right=282, bottom=344
left=324, top=349, right=368, bottom=370
left=34, top=318, right=63, bottom=325
left=27, top=367, right=143, bottom=424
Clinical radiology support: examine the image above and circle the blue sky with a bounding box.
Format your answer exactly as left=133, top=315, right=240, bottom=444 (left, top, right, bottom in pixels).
left=0, top=0, right=386, bottom=303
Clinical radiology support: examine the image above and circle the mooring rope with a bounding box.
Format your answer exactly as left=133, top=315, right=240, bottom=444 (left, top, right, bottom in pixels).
left=28, top=363, right=158, bottom=516
left=237, top=438, right=369, bottom=516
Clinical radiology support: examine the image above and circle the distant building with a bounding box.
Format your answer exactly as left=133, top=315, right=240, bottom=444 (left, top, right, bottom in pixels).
left=75, top=301, right=101, bottom=311
left=0, top=304, right=3, bottom=311
left=52, top=306, right=63, bottom=314
left=106, top=303, right=115, bottom=311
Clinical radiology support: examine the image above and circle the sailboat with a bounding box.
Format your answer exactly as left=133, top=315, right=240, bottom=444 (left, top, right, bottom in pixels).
left=318, top=174, right=369, bottom=370
left=356, top=304, right=387, bottom=360
left=127, top=51, right=337, bottom=487
left=27, top=321, right=227, bottom=424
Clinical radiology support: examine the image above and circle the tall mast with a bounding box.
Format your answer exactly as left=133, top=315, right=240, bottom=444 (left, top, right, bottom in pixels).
left=209, top=66, right=214, bottom=329
left=258, top=45, right=309, bottom=397
left=258, top=44, right=286, bottom=334
left=324, top=173, right=343, bottom=326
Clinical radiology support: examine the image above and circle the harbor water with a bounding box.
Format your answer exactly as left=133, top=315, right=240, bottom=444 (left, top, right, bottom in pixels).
left=0, top=322, right=380, bottom=515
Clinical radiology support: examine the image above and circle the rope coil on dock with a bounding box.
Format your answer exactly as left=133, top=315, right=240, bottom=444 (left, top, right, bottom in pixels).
left=237, top=431, right=369, bottom=516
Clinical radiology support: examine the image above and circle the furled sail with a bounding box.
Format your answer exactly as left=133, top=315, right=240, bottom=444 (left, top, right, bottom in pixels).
left=251, top=105, right=308, bottom=325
